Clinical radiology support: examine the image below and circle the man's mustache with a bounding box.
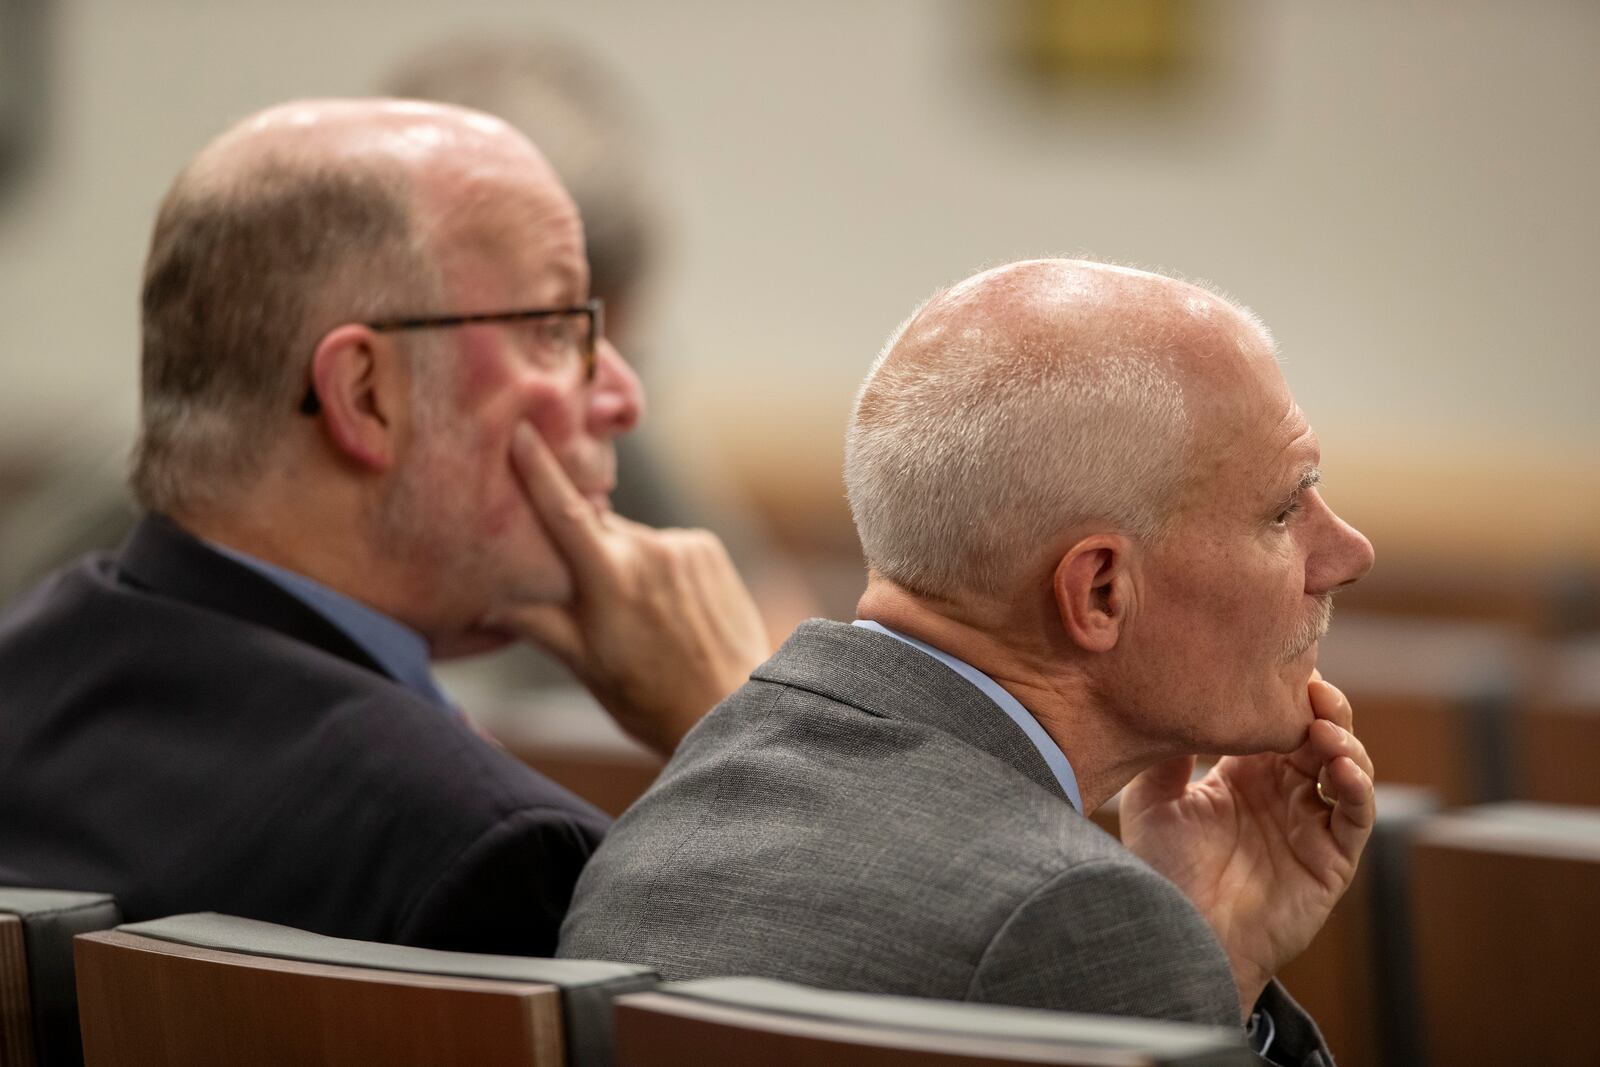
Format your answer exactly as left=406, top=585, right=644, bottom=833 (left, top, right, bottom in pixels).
left=1284, top=595, right=1334, bottom=661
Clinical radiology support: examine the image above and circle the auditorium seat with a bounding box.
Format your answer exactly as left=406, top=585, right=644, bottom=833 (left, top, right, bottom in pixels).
left=1315, top=614, right=1531, bottom=805
left=1409, top=803, right=1600, bottom=1065
left=73, top=913, right=655, bottom=1067
left=1515, top=635, right=1600, bottom=805
left=0, top=887, right=119, bottom=1067
left=613, top=977, right=1257, bottom=1066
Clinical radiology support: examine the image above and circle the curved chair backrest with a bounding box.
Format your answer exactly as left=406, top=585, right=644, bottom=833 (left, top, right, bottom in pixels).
left=0, top=887, right=120, bottom=1067
left=1517, top=634, right=1600, bottom=805
left=73, top=912, right=655, bottom=1067
left=614, top=978, right=1255, bottom=1066
left=1410, top=802, right=1600, bottom=1067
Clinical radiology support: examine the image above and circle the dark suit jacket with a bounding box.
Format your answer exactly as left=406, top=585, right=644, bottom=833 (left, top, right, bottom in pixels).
left=0, top=514, right=608, bottom=955
left=560, top=620, right=1332, bottom=1066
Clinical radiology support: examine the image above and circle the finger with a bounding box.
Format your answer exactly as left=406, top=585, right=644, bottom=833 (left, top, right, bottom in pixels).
left=1323, top=754, right=1376, bottom=855
left=1308, top=676, right=1353, bottom=732
left=1286, top=717, right=1371, bottom=788
left=510, top=423, right=610, bottom=578
left=1307, top=716, right=1375, bottom=780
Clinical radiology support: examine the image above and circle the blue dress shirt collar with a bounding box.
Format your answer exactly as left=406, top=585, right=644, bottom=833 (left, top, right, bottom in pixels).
left=207, top=542, right=454, bottom=710
left=852, top=619, right=1082, bottom=812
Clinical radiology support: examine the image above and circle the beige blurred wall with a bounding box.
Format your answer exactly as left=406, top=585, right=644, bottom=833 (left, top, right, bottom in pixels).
left=0, top=0, right=1595, bottom=562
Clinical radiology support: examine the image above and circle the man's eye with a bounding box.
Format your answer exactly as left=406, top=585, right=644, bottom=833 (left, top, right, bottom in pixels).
left=1273, top=499, right=1303, bottom=525
left=531, top=318, right=580, bottom=348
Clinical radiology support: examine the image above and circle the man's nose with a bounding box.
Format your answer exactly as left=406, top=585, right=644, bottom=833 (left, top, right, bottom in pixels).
left=588, top=338, right=644, bottom=438
left=1308, top=495, right=1376, bottom=593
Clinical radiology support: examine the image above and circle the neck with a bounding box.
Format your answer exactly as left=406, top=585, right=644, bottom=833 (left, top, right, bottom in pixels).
left=170, top=470, right=410, bottom=630
left=856, top=578, right=1163, bottom=813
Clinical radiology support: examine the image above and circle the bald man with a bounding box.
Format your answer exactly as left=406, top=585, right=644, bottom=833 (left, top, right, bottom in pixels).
left=0, top=100, right=767, bottom=953
left=560, top=260, right=1375, bottom=1064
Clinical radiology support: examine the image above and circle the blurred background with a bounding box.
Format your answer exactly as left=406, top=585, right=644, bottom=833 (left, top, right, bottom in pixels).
left=3, top=0, right=1596, bottom=607
left=1, top=3, right=1596, bottom=1063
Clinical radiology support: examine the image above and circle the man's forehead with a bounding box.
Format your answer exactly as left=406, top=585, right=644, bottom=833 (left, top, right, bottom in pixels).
left=1260, top=404, right=1321, bottom=489
left=429, top=177, right=588, bottom=301
left=1181, top=358, right=1309, bottom=478
left=1286, top=411, right=1322, bottom=470
left=363, top=103, right=579, bottom=278
left=1281, top=401, right=1312, bottom=440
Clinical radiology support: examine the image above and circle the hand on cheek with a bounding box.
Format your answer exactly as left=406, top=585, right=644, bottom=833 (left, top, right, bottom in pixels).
left=480, top=423, right=769, bottom=755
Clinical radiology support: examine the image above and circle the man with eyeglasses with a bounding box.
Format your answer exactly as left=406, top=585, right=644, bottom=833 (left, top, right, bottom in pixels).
left=0, top=99, right=769, bottom=954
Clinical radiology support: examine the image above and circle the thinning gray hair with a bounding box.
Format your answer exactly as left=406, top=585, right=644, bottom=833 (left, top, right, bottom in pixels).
left=130, top=150, right=439, bottom=513
left=845, top=295, right=1193, bottom=602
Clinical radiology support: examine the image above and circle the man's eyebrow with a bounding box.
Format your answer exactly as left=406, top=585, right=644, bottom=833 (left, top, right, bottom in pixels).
left=1271, top=467, right=1321, bottom=511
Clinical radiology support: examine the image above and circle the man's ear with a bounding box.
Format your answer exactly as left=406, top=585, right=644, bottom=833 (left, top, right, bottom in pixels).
left=307, top=324, right=408, bottom=471
left=1052, top=533, right=1135, bottom=653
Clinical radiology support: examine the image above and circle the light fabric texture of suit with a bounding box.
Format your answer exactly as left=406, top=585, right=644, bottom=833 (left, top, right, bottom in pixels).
left=560, top=620, right=1331, bottom=1066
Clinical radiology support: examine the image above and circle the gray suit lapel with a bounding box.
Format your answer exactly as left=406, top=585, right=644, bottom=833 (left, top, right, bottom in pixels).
left=754, top=620, right=1070, bottom=805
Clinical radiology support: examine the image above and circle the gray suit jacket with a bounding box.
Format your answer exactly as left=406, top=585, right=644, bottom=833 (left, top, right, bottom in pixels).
left=559, top=621, right=1330, bottom=1066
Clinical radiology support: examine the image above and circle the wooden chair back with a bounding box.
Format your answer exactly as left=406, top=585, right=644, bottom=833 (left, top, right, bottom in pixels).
left=73, top=913, right=655, bottom=1067
left=1409, top=803, right=1600, bottom=1065
left=0, top=914, right=31, bottom=1067
left=0, top=888, right=119, bottom=1067
left=614, top=978, right=1257, bottom=1066
left=1515, top=636, right=1600, bottom=805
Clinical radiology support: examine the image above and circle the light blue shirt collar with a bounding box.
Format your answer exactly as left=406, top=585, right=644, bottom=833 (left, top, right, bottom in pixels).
left=853, top=620, right=1082, bottom=812
left=207, top=542, right=454, bottom=710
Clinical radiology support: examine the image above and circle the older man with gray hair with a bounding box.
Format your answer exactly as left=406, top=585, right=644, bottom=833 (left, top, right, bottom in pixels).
left=559, top=259, right=1376, bottom=1065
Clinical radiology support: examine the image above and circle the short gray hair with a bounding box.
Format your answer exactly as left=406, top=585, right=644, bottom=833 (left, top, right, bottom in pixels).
left=844, top=296, right=1192, bottom=602
left=131, top=151, right=438, bottom=513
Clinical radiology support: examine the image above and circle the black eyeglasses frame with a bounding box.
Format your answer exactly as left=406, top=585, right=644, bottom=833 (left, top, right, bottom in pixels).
left=298, top=299, right=603, bottom=415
